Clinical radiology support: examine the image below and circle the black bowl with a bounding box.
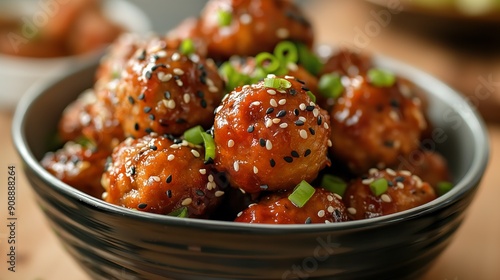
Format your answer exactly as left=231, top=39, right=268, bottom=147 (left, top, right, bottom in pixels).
left=13, top=55, right=489, bottom=280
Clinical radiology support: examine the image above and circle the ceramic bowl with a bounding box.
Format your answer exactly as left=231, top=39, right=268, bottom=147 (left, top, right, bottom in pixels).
left=0, top=0, right=151, bottom=112
left=12, top=55, right=489, bottom=279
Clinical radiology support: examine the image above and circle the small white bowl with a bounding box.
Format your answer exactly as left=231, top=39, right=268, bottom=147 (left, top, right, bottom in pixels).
left=0, top=0, right=151, bottom=112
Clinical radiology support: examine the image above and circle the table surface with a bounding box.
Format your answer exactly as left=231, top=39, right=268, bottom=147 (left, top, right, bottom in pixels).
left=1, top=1, right=499, bottom=279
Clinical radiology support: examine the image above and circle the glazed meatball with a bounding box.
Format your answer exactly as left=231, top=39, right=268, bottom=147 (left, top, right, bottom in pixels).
left=235, top=187, right=349, bottom=224
left=330, top=75, right=427, bottom=174
left=213, top=76, right=331, bottom=194
left=320, top=48, right=373, bottom=78
left=343, top=168, right=436, bottom=220
left=41, top=141, right=108, bottom=198
left=114, top=43, right=225, bottom=138
left=58, top=89, right=124, bottom=151
left=397, top=150, right=452, bottom=190
left=197, top=0, right=314, bottom=60
left=102, top=135, right=223, bottom=217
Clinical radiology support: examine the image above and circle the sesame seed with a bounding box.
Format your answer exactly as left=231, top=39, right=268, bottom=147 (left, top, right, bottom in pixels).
left=317, top=210, right=325, bottom=218
left=369, top=168, right=379, bottom=175
left=333, top=193, right=342, bottom=200
left=228, top=139, right=235, bottom=147
left=291, top=151, right=300, bottom=158
left=386, top=168, right=397, bottom=176
left=327, top=206, right=335, bottom=213
left=128, top=96, right=135, bottom=104
left=247, top=125, right=255, bottom=133
left=166, top=100, right=176, bottom=109
left=156, top=50, right=167, bottom=58
left=284, top=156, right=293, bottom=163
left=400, top=170, right=412, bottom=176
left=233, top=161, right=240, bottom=171
left=299, top=103, right=306, bottom=110
left=327, top=195, right=334, bottom=202
left=327, top=140, right=333, bottom=147
left=239, top=188, right=246, bottom=194
left=199, top=169, right=206, bottom=175
left=209, top=86, right=218, bottom=93
left=306, top=105, right=315, bottom=111
left=191, top=149, right=200, bottom=158
left=168, top=154, right=175, bottom=161
left=362, top=178, right=374, bottom=185
left=182, top=198, right=193, bottom=206
left=183, top=93, right=191, bottom=103
left=166, top=190, right=172, bottom=198
left=348, top=207, right=357, bottom=215
left=277, top=110, right=287, bottom=118
left=295, top=120, right=305, bottom=126
left=299, top=116, right=306, bottom=122
left=266, top=107, right=274, bottom=114
left=276, top=28, right=290, bottom=38
left=237, top=211, right=243, bottom=217
left=253, top=166, right=259, bottom=174
left=287, top=62, right=299, bottom=71
left=266, top=140, right=272, bottom=150
left=166, top=174, right=173, bottom=183
left=158, top=72, right=172, bottom=82
left=265, top=119, right=273, bottom=128
left=260, top=185, right=269, bottom=190
left=397, top=182, right=404, bottom=189
left=279, top=123, right=288, bottom=129
left=173, top=68, right=185, bottom=75
left=395, top=176, right=405, bottom=183
left=150, top=145, right=157, bottom=150
left=304, top=149, right=311, bottom=157
left=240, top=13, right=252, bottom=24
left=176, top=79, right=184, bottom=87
left=267, top=89, right=277, bottom=95
left=309, top=127, right=316, bottom=135
left=317, top=116, right=322, bottom=125
left=299, top=130, right=308, bottom=139
left=381, top=194, right=392, bottom=203
left=324, top=122, right=329, bottom=129
left=270, top=159, right=276, bottom=167
left=151, top=176, right=161, bottom=182
left=272, top=118, right=281, bottom=124
left=143, top=107, right=152, bottom=113
left=270, top=99, right=278, bottom=107
left=208, top=174, right=214, bottom=182
left=279, top=99, right=287, bottom=105
left=390, top=111, right=399, bottom=121
left=305, top=217, right=312, bottom=224
left=251, top=101, right=261, bottom=106
left=138, top=203, right=147, bottom=209
left=259, top=138, right=266, bottom=147
left=171, top=52, right=180, bottom=61
left=313, top=108, right=320, bottom=117
left=215, top=191, right=225, bottom=197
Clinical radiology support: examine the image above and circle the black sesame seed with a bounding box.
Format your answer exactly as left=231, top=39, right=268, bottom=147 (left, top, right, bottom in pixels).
left=153, top=54, right=160, bottom=61
left=294, top=109, right=300, bottom=116
left=144, top=107, right=152, bottom=113
left=390, top=99, right=400, bottom=108
left=200, top=99, right=207, bottom=108
left=304, top=149, right=311, bottom=157
left=277, top=110, right=287, bottom=118
left=290, top=88, right=298, bottom=95
left=150, top=145, right=157, bottom=151
left=395, top=176, right=405, bottom=183
left=296, top=78, right=305, bottom=84
left=291, top=151, right=300, bottom=158
left=166, top=174, right=173, bottom=183
left=306, top=105, right=315, bottom=111
left=149, top=114, right=155, bottom=120
left=247, top=125, right=255, bottom=133
left=260, top=185, right=269, bottom=190
left=138, top=93, right=145, bottom=100
left=174, top=75, right=180, bottom=80
left=166, top=189, right=172, bottom=198
left=145, top=71, right=152, bottom=79
left=151, top=64, right=167, bottom=71
left=383, top=140, right=394, bottom=148
left=266, top=107, right=274, bottom=114
left=301, top=86, right=310, bottom=91
left=138, top=203, right=147, bottom=209
left=334, top=209, right=342, bottom=219
left=197, top=90, right=204, bottom=98
left=317, top=116, right=322, bottom=125
left=309, top=127, right=316, bottom=135
left=137, top=50, right=146, bottom=60
left=176, top=118, right=187, bottom=124
left=164, top=91, right=171, bottom=99
left=270, top=159, right=276, bottom=167
left=134, top=123, right=140, bottom=131
left=145, top=128, right=154, bottom=134
left=305, top=217, right=312, bottom=224
left=199, top=75, right=207, bottom=84
left=295, top=120, right=305, bottom=126
left=196, top=190, right=205, bottom=196
left=128, top=96, right=135, bottom=105
left=388, top=181, right=394, bottom=187
left=173, top=138, right=182, bottom=144
left=284, top=156, right=293, bottom=163
left=259, top=138, right=266, bottom=147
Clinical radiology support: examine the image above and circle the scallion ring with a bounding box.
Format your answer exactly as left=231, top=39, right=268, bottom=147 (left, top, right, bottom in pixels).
left=183, top=125, right=204, bottom=145
left=321, top=175, right=347, bottom=197
left=274, top=41, right=299, bottom=64
left=367, top=68, right=396, bottom=87
left=264, top=77, right=292, bottom=90
left=319, top=73, right=344, bottom=99
left=369, top=178, right=389, bottom=196
left=255, top=52, right=281, bottom=74
left=179, top=39, right=195, bottom=55
left=288, top=180, right=316, bottom=208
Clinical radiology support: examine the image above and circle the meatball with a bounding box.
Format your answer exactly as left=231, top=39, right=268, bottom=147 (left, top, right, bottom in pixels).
left=397, top=150, right=452, bottom=190
left=343, top=168, right=436, bottom=220
left=213, top=76, right=331, bottom=194
left=41, top=141, right=108, bottom=198
left=58, top=89, right=124, bottom=151
left=197, top=0, right=314, bottom=60
left=330, top=76, right=427, bottom=174
left=102, top=135, right=223, bottom=217
left=235, top=187, right=349, bottom=224
left=114, top=43, right=225, bottom=138
left=320, top=48, right=373, bottom=78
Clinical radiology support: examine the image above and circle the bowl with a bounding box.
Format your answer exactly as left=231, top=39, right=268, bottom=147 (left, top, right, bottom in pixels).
left=13, top=54, right=489, bottom=279
left=0, top=0, right=151, bottom=112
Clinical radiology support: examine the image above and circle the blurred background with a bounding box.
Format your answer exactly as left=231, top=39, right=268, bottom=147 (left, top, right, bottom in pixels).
left=1, top=0, right=499, bottom=279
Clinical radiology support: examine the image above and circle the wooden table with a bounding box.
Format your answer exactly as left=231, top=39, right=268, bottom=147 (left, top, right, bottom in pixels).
left=1, top=1, right=499, bottom=279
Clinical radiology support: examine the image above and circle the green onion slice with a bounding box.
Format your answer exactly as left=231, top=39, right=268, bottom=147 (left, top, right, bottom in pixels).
left=288, top=180, right=316, bottom=208
left=297, top=43, right=323, bottom=76
left=201, top=132, right=216, bottom=161
left=319, top=73, right=344, bottom=99
left=369, top=178, right=389, bottom=196
left=274, top=41, right=299, bottom=64
left=217, top=9, right=232, bottom=27
left=367, top=68, right=396, bottom=87
left=180, top=39, right=195, bottom=55
left=183, top=125, right=204, bottom=145
left=321, top=175, right=347, bottom=197
left=306, top=91, right=316, bottom=103
left=264, top=77, right=292, bottom=90
left=168, top=207, right=188, bottom=218
left=436, top=181, right=453, bottom=196
left=255, top=52, right=281, bottom=74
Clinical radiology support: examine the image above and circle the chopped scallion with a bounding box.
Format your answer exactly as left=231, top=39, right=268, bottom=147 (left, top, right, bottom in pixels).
left=319, top=73, right=344, bottom=99
left=321, top=175, right=347, bottom=197
left=288, top=180, right=316, bottom=208
left=217, top=10, right=232, bottom=27
left=274, top=41, right=299, bottom=64
left=264, top=77, right=292, bottom=90
left=255, top=52, right=281, bottom=74
left=297, top=43, right=323, bottom=76
left=180, top=39, right=195, bottom=55
left=369, top=178, right=388, bottom=196
left=306, top=91, right=316, bottom=103
left=367, top=68, right=396, bottom=87
left=201, top=132, right=216, bottom=161
left=436, top=181, right=453, bottom=196
left=168, top=207, right=188, bottom=218
left=183, top=126, right=204, bottom=145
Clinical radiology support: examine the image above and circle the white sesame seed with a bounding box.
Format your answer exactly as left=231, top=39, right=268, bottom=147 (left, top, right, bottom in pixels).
left=170, top=144, right=180, bottom=149
left=386, top=168, right=397, bottom=176
left=240, top=13, right=252, bottom=24
left=325, top=220, right=331, bottom=224
left=362, top=178, right=374, bottom=185
left=182, top=198, right=193, bottom=206
left=276, top=28, right=290, bottom=39
left=265, top=119, right=273, bottom=128
left=208, top=174, right=214, bottom=182
left=333, top=193, right=342, bottom=200
left=299, top=103, right=306, bottom=110
left=171, top=52, right=180, bottom=61
left=267, top=89, right=277, bottom=95
left=313, top=108, right=320, bottom=117
left=242, top=85, right=250, bottom=90
left=327, top=206, right=335, bottom=213
left=215, top=105, right=223, bottom=114
left=318, top=210, right=325, bottom=218
left=381, top=194, right=392, bottom=203
left=309, top=101, right=315, bottom=106
left=237, top=211, right=243, bottom=217
left=253, top=166, right=259, bottom=174
left=397, top=182, right=404, bottom=189
left=251, top=101, right=261, bottom=106
left=287, top=62, right=298, bottom=71
left=189, top=54, right=200, bottom=63
left=183, top=93, right=191, bottom=103
left=215, top=191, right=225, bottom=197
left=369, top=168, right=379, bottom=175
left=267, top=74, right=276, bottom=79
left=284, top=75, right=295, bottom=80
left=206, top=182, right=214, bottom=190
left=266, top=140, right=273, bottom=150
left=348, top=207, right=357, bottom=215
left=270, top=99, right=278, bottom=107
left=400, top=170, right=412, bottom=176
left=176, top=79, right=184, bottom=87
left=272, top=118, right=281, bottom=124
left=191, top=149, right=200, bottom=158
left=239, top=188, right=246, bottom=194
left=168, top=154, right=175, bottom=161
left=206, top=78, right=214, bottom=87
left=150, top=176, right=161, bottom=182
left=228, top=139, right=235, bottom=147
left=156, top=50, right=167, bottom=58
left=389, top=110, right=399, bottom=121
left=233, top=161, right=240, bottom=172
left=279, top=123, right=288, bottom=129
left=173, top=68, right=184, bottom=75
left=278, top=99, right=287, bottom=105
left=299, top=129, right=308, bottom=139
left=299, top=116, right=306, bottom=122
left=158, top=72, right=172, bottom=82
left=327, top=195, right=334, bottom=202
left=209, top=86, right=219, bottom=93
left=327, top=140, right=333, bottom=147
left=166, top=100, right=176, bottom=109
left=324, top=122, right=329, bottom=129
left=199, top=169, right=206, bottom=175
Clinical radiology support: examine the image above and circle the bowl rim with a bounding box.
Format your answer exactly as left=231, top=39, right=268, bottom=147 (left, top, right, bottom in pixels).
left=12, top=52, right=490, bottom=233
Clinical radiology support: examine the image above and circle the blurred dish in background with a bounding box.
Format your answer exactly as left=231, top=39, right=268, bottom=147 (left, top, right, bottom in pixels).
left=0, top=0, right=151, bottom=112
